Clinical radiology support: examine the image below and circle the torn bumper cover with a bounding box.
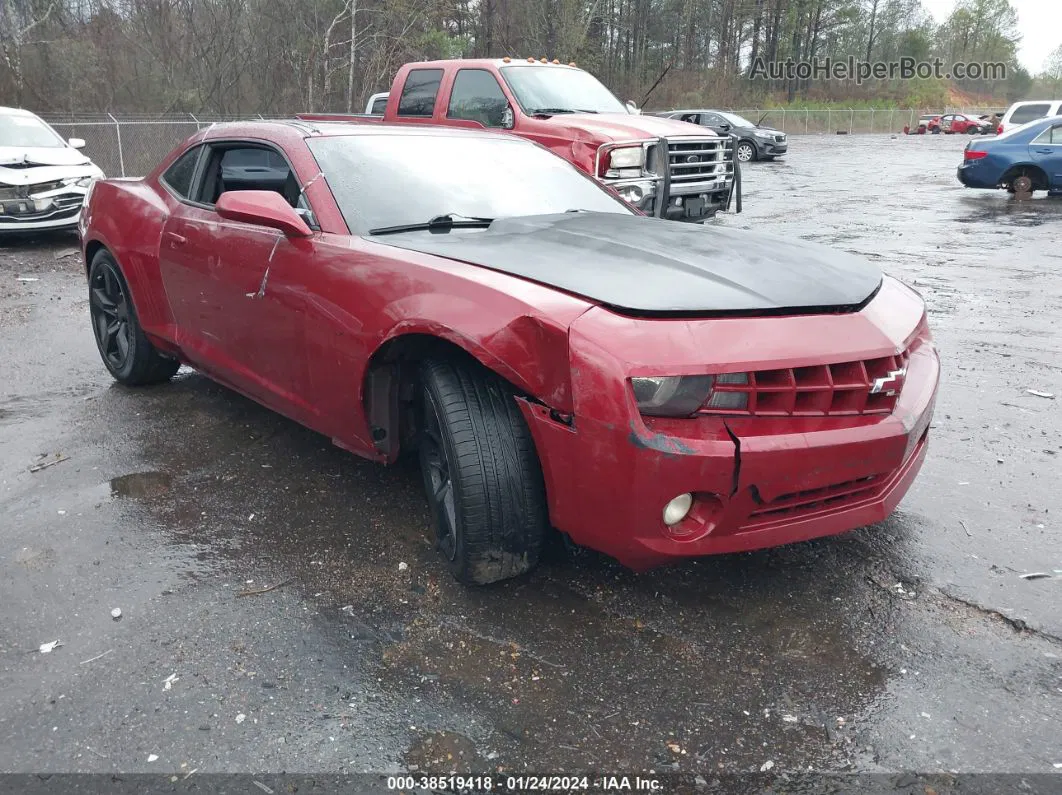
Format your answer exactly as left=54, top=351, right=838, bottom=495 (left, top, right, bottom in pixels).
left=0, top=179, right=93, bottom=231
left=516, top=279, right=940, bottom=570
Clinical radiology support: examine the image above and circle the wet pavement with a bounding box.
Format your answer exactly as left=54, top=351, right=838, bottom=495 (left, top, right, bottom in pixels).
left=1, top=133, right=1060, bottom=779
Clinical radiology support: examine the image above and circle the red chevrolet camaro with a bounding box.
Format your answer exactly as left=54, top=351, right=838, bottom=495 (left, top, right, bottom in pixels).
left=79, top=120, right=939, bottom=584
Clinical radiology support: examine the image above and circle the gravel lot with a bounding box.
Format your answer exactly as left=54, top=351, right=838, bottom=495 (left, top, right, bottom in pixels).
left=1, top=132, right=1060, bottom=783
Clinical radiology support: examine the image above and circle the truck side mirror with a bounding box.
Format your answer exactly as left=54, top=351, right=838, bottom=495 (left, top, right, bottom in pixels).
left=502, top=105, right=515, bottom=129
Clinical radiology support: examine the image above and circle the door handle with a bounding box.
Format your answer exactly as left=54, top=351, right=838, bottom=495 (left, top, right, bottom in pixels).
left=165, top=231, right=187, bottom=246
left=1035, top=148, right=1054, bottom=154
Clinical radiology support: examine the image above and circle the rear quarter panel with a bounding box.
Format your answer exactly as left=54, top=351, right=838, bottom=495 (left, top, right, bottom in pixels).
left=81, top=178, right=175, bottom=346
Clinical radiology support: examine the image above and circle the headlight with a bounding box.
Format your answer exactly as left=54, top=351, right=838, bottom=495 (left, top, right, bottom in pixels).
left=63, top=176, right=98, bottom=188
left=753, top=130, right=774, bottom=139
left=631, top=375, right=714, bottom=417
left=608, top=146, right=644, bottom=169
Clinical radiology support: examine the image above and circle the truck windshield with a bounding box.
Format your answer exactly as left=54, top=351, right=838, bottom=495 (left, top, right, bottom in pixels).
left=500, top=66, right=627, bottom=115
left=307, top=133, right=632, bottom=234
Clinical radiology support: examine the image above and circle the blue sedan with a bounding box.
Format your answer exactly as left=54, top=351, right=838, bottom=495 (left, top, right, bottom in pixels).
left=957, top=115, right=1062, bottom=195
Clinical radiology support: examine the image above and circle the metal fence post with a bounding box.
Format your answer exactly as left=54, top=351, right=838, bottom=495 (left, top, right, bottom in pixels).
left=889, top=108, right=894, bottom=132
left=108, top=113, right=126, bottom=178
left=805, top=109, right=809, bottom=134
left=190, top=112, right=200, bottom=130
left=849, top=108, right=854, bottom=133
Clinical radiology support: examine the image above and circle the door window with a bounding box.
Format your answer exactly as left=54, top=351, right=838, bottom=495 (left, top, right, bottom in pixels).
left=1033, top=125, right=1062, bottom=145
left=195, top=145, right=303, bottom=209
left=447, top=69, right=510, bottom=127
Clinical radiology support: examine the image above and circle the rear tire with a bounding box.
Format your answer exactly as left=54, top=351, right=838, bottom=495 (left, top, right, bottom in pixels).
left=417, top=358, right=548, bottom=585
left=88, top=249, right=180, bottom=386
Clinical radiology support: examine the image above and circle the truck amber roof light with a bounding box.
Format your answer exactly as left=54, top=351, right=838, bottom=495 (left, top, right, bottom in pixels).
left=569, top=61, right=577, bottom=66
left=552, top=59, right=560, bottom=64
left=527, top=57, right=535, bottom=63
left=540, top=57, right=547, bottom=63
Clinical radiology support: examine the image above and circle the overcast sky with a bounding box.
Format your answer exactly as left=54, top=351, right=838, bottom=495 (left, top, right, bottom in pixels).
left=919, top=0, right=1059, bottom=73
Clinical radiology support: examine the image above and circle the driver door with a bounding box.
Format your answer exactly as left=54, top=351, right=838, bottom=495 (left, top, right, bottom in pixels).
left=158, top=141, right=320, bottom=425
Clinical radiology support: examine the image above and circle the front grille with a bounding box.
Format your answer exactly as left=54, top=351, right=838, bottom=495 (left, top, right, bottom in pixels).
left=748, top=475, right=884, bottom=522
left=698, top=349, right=911, bottom=417
left=0, top=180, right=64, bottom=200
left=652, top=137, right=733, bottom=188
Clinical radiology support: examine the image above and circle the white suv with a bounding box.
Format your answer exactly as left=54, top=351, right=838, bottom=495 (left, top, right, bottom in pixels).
left=998, top=100, right=1062, bottom=134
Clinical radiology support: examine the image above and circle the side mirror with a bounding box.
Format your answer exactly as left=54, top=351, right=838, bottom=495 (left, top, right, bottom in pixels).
left=625, top=100, right=641, bottom=115
left=68, top=137, right=86, bottom=149
left=501, top=105, right=515, bottom=129
left=718, top=123, right=731, bottom=131
left=215, top=190, right=312, bottom=237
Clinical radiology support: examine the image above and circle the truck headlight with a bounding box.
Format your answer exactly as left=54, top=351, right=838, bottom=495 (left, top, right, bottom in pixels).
left=631, top=375, right=714, bottom=417
left=609, top=146, right=644, bottom=169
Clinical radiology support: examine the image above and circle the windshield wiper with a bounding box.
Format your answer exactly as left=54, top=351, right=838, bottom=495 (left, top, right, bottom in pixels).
left=368, top=213, right=494, bottom=236
left=528, top=107, right=599, bottom=117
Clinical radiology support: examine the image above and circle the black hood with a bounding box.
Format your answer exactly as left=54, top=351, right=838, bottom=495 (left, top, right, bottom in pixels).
left=369, top=212, right=882, bottom=316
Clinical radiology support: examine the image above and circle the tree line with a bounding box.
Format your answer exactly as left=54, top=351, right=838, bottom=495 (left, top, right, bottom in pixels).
left=0, top=0, right=1055, bottom=115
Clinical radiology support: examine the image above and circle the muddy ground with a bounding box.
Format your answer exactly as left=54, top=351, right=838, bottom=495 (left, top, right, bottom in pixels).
left=1, top=133, right=1060, bottom=783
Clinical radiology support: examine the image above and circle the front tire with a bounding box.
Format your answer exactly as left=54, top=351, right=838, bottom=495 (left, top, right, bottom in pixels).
left=88, top=249, right=180, bottom=385
left=417, top=359, right=548, bottom=585
left=736, top=141, right=756, bottom=163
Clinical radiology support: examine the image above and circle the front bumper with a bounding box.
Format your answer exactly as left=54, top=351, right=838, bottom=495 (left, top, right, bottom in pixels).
left=756, top=137, right=787, bottom=157
left=518, top=282, right=939, bottom=570
left=599, top=135, right=739, bottom=221
left=0, top=186, right=86, bottom=233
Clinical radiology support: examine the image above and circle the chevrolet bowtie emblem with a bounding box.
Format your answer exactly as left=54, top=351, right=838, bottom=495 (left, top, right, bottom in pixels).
left=869, top=366, right=907, bottom=396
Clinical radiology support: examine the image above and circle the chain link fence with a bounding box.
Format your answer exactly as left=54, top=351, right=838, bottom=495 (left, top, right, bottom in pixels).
left=37, top=109, right=1001, bottom=178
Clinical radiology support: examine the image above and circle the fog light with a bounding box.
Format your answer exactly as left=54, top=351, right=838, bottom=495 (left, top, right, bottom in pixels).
left=663, top=493, right=693, bottom=526
left=620, top=185, right=644, bottom=203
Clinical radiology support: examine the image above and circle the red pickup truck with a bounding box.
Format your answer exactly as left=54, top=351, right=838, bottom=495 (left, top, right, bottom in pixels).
left=299, top=58, right=739, bottom=221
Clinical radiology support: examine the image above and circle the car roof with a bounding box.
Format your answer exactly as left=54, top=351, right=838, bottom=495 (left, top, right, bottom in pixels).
left=408, top=57, right=583, bottom=71
left=193, top=119, right=530, bottom=145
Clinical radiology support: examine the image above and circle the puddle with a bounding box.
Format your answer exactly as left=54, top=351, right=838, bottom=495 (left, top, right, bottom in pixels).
left=109, top=471, right=173, bottom=499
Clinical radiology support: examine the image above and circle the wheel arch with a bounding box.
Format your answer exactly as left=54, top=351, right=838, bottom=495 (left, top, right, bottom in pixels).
left=1001, top=163, right=1049, bottom=190
left=359, top=321, right=572, bottom=463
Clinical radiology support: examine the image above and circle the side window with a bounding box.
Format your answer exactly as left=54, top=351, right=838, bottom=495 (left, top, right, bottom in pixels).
left=703, top=113, right=724, bottom=126
left=447, top=69, right=509, bottom=127
left=195, top=145, right=303, bottom=210
left=161, top=146, right=201, bottom=198
left=1011, top=103, right=1050, bottom=125
left=398, top=69, right=443, bottom=117
left=1036, top=125, right=1062, bottom=145
left=678, top=112, right=700, bottom=125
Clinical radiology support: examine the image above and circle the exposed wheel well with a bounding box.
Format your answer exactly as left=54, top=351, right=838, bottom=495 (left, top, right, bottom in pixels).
left=1001, top=165, right=1048, bottom=191
left=84, top=239, right=105, bottom=276
left=362, top=333, right=528, bottom=461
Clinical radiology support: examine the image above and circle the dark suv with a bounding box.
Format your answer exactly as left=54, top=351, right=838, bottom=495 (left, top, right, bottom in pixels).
left=653, top=109, right=787, bottom=162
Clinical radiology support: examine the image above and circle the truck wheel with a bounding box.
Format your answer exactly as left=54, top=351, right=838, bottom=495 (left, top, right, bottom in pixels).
left=88, top=249, right=180, bottom=386
left=417, top=358, right=548, bottom=585
left=736, top=142, right=756, bottom=162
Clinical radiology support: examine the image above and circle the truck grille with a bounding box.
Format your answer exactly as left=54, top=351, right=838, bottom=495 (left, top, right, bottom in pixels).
left=650, top=137, right=733, bottom=189
left=697, top=349, right=911, bottom=417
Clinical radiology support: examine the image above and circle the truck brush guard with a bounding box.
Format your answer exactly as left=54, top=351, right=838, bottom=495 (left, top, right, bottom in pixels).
left=595, top=135, right=741, bottom=221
